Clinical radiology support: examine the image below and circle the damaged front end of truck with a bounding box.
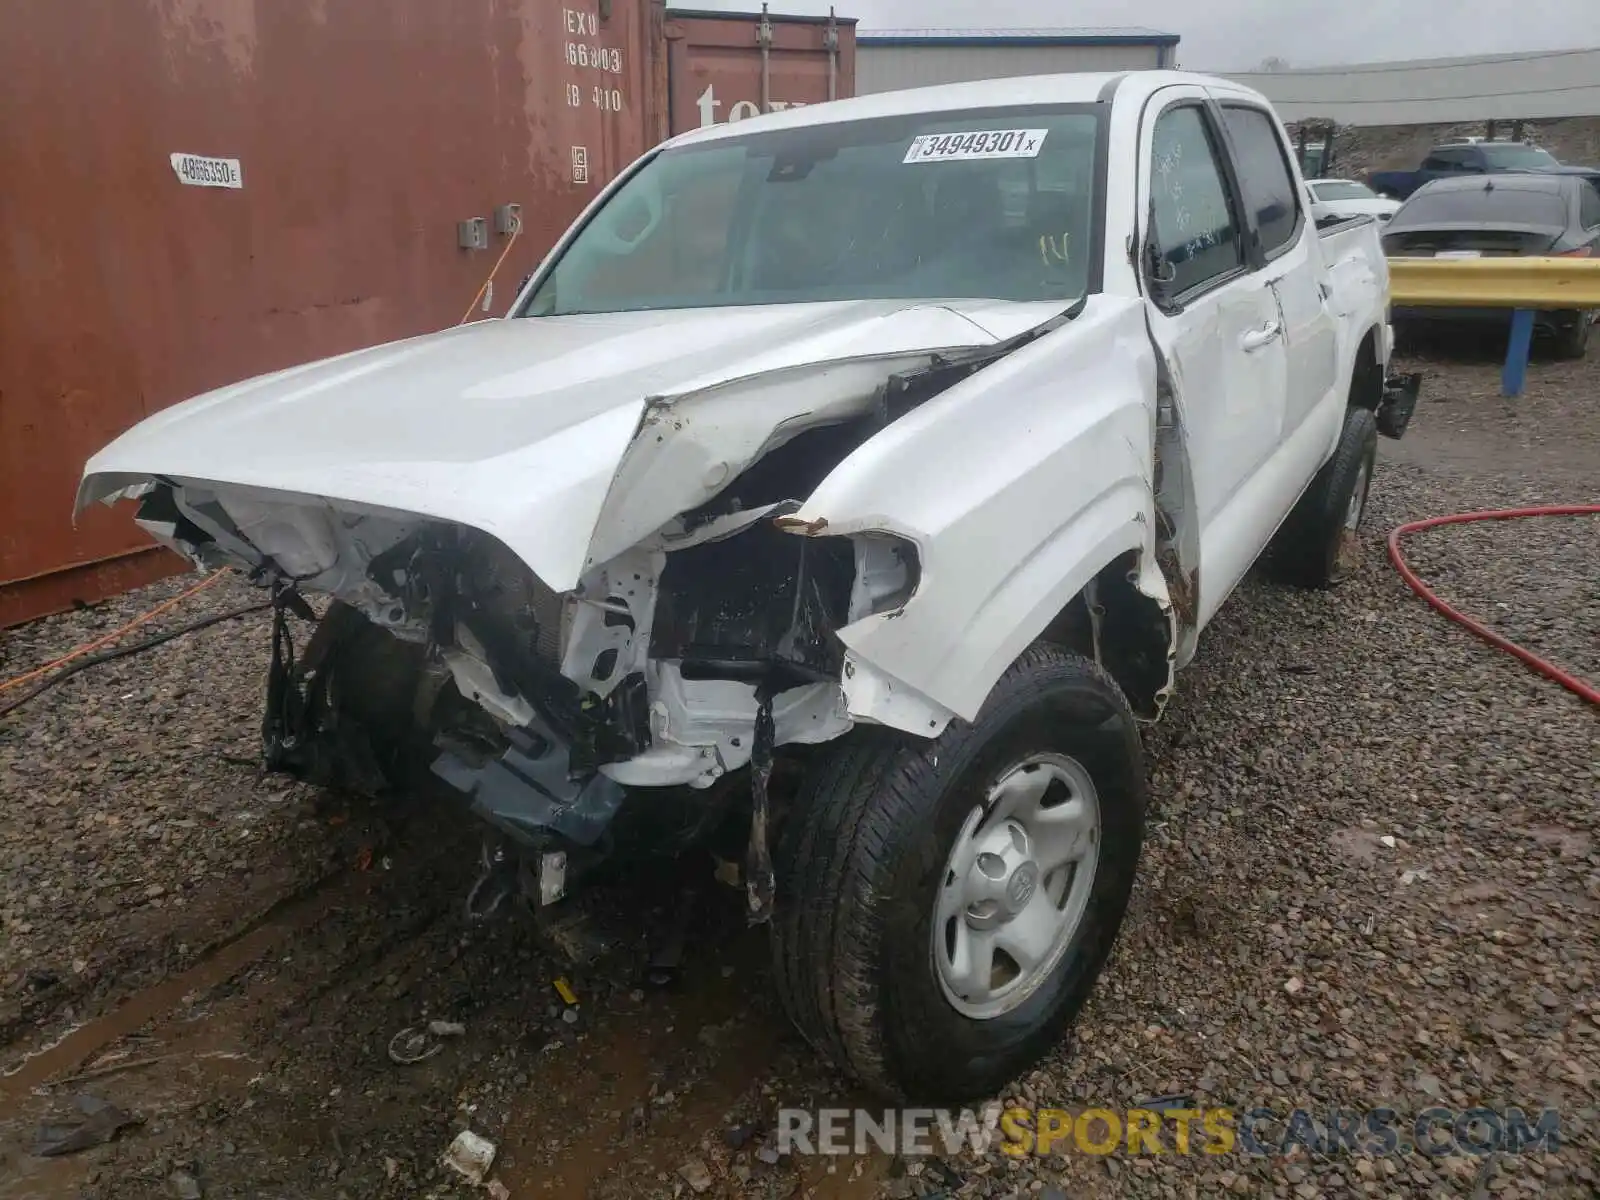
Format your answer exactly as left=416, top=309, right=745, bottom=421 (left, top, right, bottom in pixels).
left=77, top=306, right=1090, bottom=926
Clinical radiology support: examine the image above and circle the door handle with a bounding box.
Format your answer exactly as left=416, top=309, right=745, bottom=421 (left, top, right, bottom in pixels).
left=1239, top=321, right=1282, bottom=352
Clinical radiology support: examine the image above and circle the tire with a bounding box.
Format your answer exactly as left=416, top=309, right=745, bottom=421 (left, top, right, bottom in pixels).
left=1269, top=406, right=1378, bottom=589
left=1552, top=309, right=1592, bottom=361
left=770, top=643, right=1146, bottom=1103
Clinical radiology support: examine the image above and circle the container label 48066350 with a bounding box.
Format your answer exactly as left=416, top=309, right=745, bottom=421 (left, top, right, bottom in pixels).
left=170, top=153, right=243, bottom=189
left=903, top=129, right=1049, bottom=163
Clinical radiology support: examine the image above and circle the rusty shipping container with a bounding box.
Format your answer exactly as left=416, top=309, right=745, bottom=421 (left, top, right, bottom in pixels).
left=0, top=0, right=672, bottom=628
left=664, top=6, right=856, bottom=135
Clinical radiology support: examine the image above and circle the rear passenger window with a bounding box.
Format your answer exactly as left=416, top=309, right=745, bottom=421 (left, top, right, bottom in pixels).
left=1222, top=105, right=1301, bottom=255
left=1149, top=106, right=1243, bottom=296
left=1581, top=181, right=1600, bottom=229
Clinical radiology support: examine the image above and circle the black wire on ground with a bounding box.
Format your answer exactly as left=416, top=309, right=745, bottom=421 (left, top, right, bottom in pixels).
left=0, top=603, right=272, bottom=722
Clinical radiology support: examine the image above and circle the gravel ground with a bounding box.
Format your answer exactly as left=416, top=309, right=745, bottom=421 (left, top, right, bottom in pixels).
left=0, top=338, right=1596, bottom=1200
left=0, top=580, right=328, bottom=1048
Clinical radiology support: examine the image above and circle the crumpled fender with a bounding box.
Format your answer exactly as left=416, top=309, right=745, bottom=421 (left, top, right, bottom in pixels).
left=580, top=354, right=936, bottom=573
left=783, top=295, right=1168, bottom=732
left=579, top=303, right=1042, bottom=573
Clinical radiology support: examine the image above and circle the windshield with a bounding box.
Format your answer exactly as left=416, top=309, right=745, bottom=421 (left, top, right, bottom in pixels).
left=523, top=106, right=1102, bottom=316
left=1312, top=181, right=1377, bottom=201
left=1477, top=143, right=1560, bottom=169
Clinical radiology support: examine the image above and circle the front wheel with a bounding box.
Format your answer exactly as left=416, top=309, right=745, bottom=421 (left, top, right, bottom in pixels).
left=770, top=644, right=1146, bottom=1103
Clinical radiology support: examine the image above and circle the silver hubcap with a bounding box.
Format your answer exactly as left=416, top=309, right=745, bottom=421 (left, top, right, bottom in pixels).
left=932, top=753, right=1102, bottom=1020
left=1344, top=458, right=1371, bottom=532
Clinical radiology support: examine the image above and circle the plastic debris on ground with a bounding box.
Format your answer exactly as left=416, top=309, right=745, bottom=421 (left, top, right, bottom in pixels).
left=442, top=1129, right=497, bottom=1185
left=32, top=1093, right=142, bottom=1157
left=387, top=1017, right=465, bottom=1063
left=678, top=1157, right=713, bottom=1193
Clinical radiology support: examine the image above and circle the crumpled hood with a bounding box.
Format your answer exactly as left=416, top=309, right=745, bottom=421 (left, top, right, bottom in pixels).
left=79, top=298, right=1062, bottom=590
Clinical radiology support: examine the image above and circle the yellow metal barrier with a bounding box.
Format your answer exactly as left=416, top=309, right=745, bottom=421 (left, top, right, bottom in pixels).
left=1386, top=254, right=1600, bottom=396
left=1387, top=255, right=1600, bottom=309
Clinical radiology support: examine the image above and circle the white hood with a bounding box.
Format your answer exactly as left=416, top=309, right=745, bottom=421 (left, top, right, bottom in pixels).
left=79, top=298, right=1062, bottom=590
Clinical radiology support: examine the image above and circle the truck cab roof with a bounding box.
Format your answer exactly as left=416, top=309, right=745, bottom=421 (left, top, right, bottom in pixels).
left=665, top=69, right=1276, bottom=148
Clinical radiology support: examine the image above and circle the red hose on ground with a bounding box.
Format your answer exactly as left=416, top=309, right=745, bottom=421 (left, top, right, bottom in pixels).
left=1387, top=505, right=1600, bottom=708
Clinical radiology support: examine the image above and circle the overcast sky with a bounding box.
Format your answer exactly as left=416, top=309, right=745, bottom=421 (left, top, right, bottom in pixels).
left=681, top=0, right=1600, bottom=71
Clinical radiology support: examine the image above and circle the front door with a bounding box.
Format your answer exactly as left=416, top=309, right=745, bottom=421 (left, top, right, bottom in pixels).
left=1138, top=93, right=1288, bottom=594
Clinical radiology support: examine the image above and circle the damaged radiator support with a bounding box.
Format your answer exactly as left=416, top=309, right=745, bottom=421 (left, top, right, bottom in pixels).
left=746, top=682, right=778, bottom=924
left=261, top=587, right=424, bottom=797
left=651, top=525, right=854, bottom=925
left=261, top=580, right=352, bottom=783
left=262, top=587, right=303, bottom=772
left=253, top=509, right=854, bottom=926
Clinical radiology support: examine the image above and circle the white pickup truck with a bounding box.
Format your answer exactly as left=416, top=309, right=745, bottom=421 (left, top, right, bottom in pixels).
left=79, top=71, right=1418, bottom=1102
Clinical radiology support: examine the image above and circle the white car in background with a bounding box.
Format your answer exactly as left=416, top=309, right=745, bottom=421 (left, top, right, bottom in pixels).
left=1307, top=178, right=1402, bottom=223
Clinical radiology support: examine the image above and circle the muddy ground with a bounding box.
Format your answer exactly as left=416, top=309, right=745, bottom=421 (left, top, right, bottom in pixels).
left=1, top=330, right=1597, bottom=1200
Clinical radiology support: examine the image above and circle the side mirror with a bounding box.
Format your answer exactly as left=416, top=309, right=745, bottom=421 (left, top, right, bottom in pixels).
left=1144, top=240, right=1177, bottom=291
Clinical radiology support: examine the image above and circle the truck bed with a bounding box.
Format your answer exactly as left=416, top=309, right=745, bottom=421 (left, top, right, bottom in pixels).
left=1314, top=213, right=1391, bottom=364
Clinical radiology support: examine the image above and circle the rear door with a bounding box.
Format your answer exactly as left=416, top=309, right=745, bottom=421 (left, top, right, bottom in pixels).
left=1215, top=99, right=1339, bottom=441
left=1137, top=89, right=1287, bottom=571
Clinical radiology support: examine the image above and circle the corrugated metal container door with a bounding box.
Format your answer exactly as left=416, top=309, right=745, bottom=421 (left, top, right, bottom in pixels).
left=0, top=0, right=667, bottom=628
left=664, top=8, right=857, bottom=134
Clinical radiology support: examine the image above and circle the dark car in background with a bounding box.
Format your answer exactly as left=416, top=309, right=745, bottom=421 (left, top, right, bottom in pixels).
left=1367, top=139, right=1592, bottom=200
left=1382, top=174, right=1600, bottom=359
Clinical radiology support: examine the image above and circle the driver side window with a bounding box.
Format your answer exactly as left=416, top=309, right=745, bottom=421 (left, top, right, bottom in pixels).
left=1148, top=105, right=1245, bottom=298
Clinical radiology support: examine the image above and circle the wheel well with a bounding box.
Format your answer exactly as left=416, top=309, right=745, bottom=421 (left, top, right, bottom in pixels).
left=1039, top=551, right=1173, bottom=720
left=1348, top=328, right=1384, bottom=412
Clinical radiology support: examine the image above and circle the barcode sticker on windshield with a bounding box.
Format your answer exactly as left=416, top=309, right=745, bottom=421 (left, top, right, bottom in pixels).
left=903, top=129, right=1048, bottom=163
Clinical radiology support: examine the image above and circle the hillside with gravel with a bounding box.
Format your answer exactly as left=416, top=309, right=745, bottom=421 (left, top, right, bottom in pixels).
left=1288, top=115, right=1600, bottom=176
